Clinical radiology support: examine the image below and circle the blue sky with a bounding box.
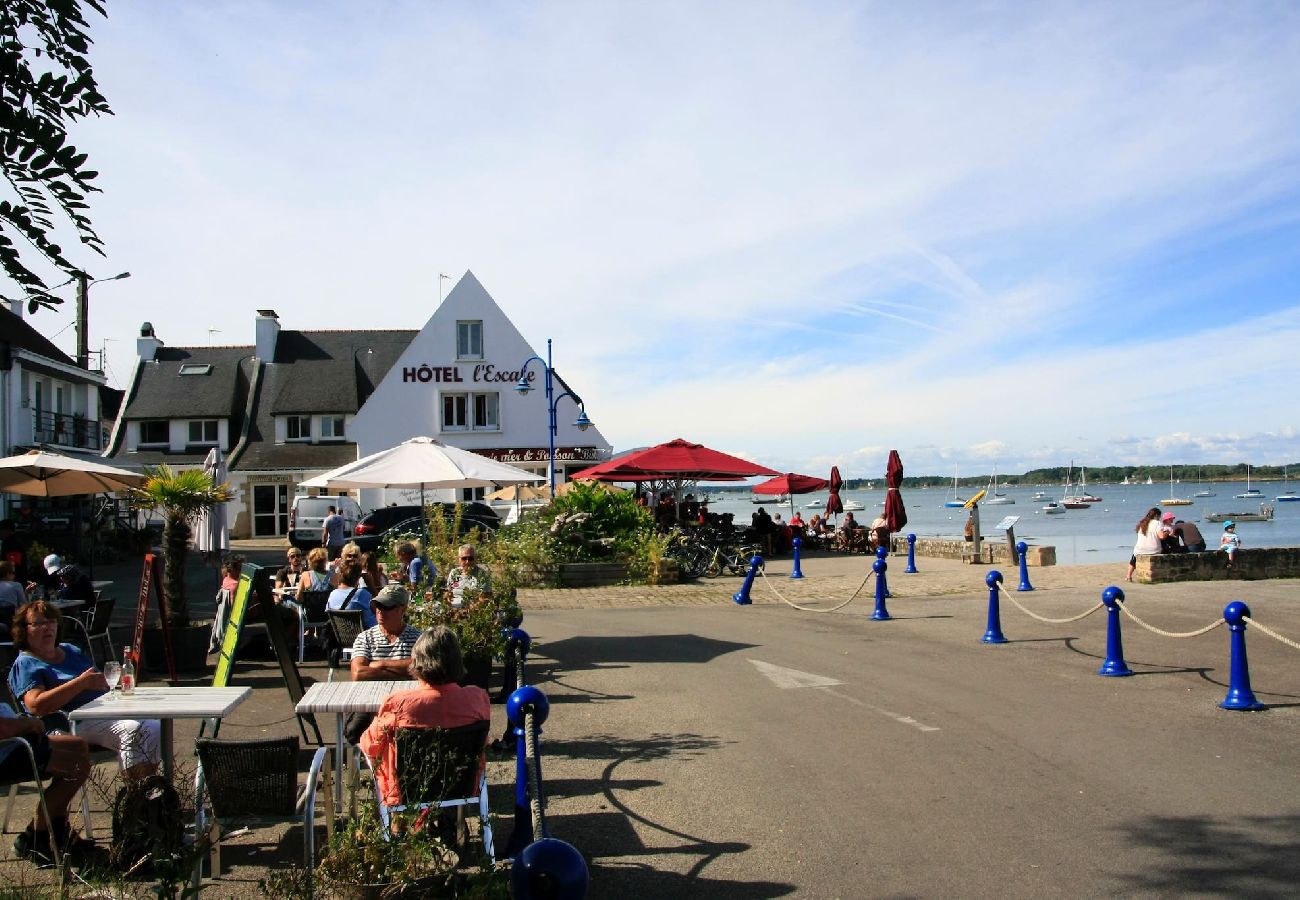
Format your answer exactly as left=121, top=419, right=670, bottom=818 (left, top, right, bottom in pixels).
left=17, top=0, right=1300, bottom=482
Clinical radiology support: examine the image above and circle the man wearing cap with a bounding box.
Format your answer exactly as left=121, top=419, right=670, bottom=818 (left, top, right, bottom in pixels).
left=1220, top=521, right=1240, bottom=568
left=345, top=584, right=422, bottom=743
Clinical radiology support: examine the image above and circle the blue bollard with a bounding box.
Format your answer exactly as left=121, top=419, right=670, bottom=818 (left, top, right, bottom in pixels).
left=732, top=554, right=762, bottom=604
left=905, top=533, right=918, bottom=574
left=512, top=837, right=590, bottom=899
left=982, top=570, right=1008, bottom=643
left=875, top=545, right=892, bottom=597
left=790, top=536, right=804, bottom=579
left=506, top=686, right=552, bottom=856
left=1220, top=601, right=1265, bottom=710
left=870, top=557, right=891, bottom=620
left=1016, top=541, right=1034, bottom=592
left=1097, top=586, right=1133, bottom=676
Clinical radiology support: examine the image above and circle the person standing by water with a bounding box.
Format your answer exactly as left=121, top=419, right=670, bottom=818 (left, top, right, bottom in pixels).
left=1127, top=507, right=1163, bottom=582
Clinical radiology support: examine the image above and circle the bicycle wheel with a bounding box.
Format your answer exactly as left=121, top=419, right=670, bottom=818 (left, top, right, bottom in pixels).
left=703, top=549, right=723, bottom=578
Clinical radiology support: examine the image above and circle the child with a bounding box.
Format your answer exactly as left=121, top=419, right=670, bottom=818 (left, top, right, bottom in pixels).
left=1219, top=521, right=1240, bottom=568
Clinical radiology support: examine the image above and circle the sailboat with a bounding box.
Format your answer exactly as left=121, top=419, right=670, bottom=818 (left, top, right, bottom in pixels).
left=1065, top=464, right=1101, bottom=504
left=943, top=468, right=966, bottom=508
left=1234, top=465, right=1264, bottom=500
left=984, top=465, right=1015, bottom=505
left=1061, top=461, right=1092, bottom=509
left=1277, top=466, right=1299, bottom=502
left=1162, top=465, right=1193, bottom=506
left=1193, top=467, right=1216, bottom=498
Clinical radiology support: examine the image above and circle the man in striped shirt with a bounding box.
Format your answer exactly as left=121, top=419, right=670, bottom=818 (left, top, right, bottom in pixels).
left=345, top=584, right=421, bottom=742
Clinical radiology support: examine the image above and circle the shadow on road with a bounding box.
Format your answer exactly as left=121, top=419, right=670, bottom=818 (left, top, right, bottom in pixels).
left=537, top=633, right=758, bottom=671
left=1110, top=812, right=1300, bottom=895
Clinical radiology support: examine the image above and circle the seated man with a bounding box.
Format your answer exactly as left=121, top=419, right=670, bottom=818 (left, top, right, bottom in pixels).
left=359, top=626, right=491, bottom=814
left=345, top=585, right=422, bottom=744
left=54, top=564, right=94, bottom=604
left=0, top=703, right=93, bottom=865
left=444, top=544, right=492, bottom=609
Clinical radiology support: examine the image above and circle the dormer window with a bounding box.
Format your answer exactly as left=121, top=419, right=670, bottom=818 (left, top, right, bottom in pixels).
left=139, top=420, right=168, bottom=446
left=457, top=321, right=483, bottom=360
left=187, top=420, right=218, bottom=445
left=321, top=415, right=345, bottom=441
left=287, top=415, right=311, bottom=441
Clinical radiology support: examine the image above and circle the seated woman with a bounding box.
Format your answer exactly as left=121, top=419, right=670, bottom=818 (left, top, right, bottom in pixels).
left=328, top=558, right=375, bottom=628
left=8, top=601, right=161, bottom=779
left=296, top=547, right=333, bottom=599
left=359, top=551, right=386, bottom=594
left=329, top=542, right=364, bottom=588
left=359, top=626, right=491, bottom=812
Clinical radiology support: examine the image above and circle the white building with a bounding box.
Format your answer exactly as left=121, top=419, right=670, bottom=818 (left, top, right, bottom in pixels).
left=106, top=272, right=611, bottom=538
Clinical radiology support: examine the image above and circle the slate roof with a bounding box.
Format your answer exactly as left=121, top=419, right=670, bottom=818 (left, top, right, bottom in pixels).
left=108, top=328, right=415, bottom=472
left=0, top=306, right=77, bottom=366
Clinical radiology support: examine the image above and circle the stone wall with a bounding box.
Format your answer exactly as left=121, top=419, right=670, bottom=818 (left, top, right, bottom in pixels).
left=889, top=536, right=1056, bottom=567
left=1136, top=547, right=1300, bottom=583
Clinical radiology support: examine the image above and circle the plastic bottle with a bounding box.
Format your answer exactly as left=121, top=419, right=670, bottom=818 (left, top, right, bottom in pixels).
left=120, top=646, right=136, bottom=696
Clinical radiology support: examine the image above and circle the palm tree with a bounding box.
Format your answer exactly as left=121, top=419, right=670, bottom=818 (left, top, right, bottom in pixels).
left=132, top=464, right=232, bottom=627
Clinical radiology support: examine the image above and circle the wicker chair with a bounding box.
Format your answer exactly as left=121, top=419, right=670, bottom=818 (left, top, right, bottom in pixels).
left=193, top=736, right=332, bottom=884
left=325, top=608, right=365, bottom=678
left=295, top=590, right=332, bottom=663
left=357, top=721, right=493, bottom=862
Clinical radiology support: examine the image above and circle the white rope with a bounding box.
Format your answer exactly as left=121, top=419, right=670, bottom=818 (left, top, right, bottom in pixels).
left=524, top=710, right=545, bottom=841
left=1243, top=616, right=1300, bottom=651
left=759, top=566, right=872, bottom=613
left=996, top=582, right=1104, bottom=624
left=1111, top=598, right=1226, bottom=638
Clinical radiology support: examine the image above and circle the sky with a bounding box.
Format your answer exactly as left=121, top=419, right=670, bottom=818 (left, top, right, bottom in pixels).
left=13, top=0, right=1300, bottom=482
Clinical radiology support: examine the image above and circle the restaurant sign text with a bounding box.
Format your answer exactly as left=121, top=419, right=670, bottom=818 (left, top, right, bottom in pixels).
left=475, top=447, right=602, bottom=463
left=402, top=363, right=538, bottom=386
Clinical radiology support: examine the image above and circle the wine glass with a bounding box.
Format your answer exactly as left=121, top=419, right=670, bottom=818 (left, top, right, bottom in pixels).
left=102, top=662, right=121, bottom=699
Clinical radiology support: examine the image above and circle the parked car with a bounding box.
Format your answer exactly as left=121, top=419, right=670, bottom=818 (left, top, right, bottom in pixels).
left=288, top=495, right=362, bottom=551
left=351, top=502, right=501, bottom=553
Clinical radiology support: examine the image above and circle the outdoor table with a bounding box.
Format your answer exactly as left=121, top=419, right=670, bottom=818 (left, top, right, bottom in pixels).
left=295, top=679, right=410, bottom=803
left=49, top=597, right=85, bottom=612
left=91, top=581, right=112, bottom=592
left=69, top=685, right=251, bottom=781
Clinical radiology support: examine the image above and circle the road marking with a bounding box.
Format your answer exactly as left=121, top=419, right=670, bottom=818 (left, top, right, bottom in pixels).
left=821, top=687, right=941, bottom=732
left=748, top=659, right=844, bottom=689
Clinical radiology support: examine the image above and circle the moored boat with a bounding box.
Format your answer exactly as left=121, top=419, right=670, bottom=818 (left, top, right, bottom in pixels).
left=1234, top=465, right=1263, bottom=500
left=752, top=493, right=786, bottom=504
left=1204, top=505, right=1274, bottom=523
left=842, top=499, right=865, bottom=511
left=984, top=466, right=1015, bottom=504
left=1041, top=501, right=1066, bottom=515
left=1162, top=465, right=1192, bottom=506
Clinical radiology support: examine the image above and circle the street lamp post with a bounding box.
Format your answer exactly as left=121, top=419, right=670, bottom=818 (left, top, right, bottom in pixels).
left=516, top=338, right=593, bottom=495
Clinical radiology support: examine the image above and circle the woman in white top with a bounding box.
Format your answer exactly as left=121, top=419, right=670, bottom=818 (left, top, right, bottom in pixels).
left=1127, top=507, right=1163, bottom=582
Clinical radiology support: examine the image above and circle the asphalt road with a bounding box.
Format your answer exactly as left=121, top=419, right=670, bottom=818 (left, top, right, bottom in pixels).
left=521, top=589, right=1300, bottom=899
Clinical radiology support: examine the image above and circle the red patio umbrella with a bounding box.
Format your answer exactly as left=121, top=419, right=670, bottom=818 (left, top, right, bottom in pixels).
left=752, top=472, right=830, bottom=516
left=825, top=465, right=845, bottom=520
left=884, top=449, right=908, bottom=533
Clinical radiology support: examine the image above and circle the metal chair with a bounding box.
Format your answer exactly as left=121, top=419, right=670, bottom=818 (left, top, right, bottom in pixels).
left=357, top=721, right=494, bottom=862
left=193, top=736, right=332, bottom=885
left=0, top=737, right=64, bottom=867
left=295, top=590, right=332, bottom=663
left=325, top=608, right=365, bottom=680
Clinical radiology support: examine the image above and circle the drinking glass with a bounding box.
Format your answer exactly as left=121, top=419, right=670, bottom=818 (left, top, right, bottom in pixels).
left=102, top=662, right=121, bottom=699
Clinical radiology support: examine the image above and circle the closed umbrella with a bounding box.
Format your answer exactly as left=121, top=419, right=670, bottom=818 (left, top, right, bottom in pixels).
left=884, top=450, right=907, bottom=533
left=825, top=466, right=844, bottom=521
left=194, top=448, right=230, bottom=558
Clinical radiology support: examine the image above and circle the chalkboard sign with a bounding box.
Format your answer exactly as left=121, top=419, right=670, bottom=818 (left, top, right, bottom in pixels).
left=129, top=554, right=173, bottom=681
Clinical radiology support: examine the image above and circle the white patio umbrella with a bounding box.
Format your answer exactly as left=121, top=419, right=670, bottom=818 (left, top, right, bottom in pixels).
left=0, top=449, right=146, bottom=496
left=194, top=447, right=230, bottom=556
left=301, top=437, right=544, bottom=508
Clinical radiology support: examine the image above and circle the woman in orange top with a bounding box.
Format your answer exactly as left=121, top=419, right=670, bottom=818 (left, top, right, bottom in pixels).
left=359, top=626, right=491, bottom=808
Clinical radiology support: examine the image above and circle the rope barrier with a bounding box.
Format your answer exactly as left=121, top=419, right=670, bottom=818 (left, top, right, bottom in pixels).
left=1242, top=616, right=1300, bottom=651
left=1113, top=599, right=1226, bottom=639
left=524, top=709, right=545, bottom=841
left=995, top=581, right=1103, bottom=624
left=758, top=566, right=873, bottom=613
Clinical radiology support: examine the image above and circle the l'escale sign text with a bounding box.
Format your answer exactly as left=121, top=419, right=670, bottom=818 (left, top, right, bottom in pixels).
left=402, top=364, right=538, bottom=385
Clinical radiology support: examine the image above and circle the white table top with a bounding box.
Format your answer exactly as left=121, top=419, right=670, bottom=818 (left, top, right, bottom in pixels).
left=91, top=581, right=112, bottom=591
left=295, top=679, right=411, bottom=715
left=49, top=598, right=85, bottom=611
left=69, top=686, right=251, bottom=721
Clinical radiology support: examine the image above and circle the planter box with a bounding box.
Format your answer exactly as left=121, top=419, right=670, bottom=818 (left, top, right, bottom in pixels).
left=558, top=562, right=629, bottom=587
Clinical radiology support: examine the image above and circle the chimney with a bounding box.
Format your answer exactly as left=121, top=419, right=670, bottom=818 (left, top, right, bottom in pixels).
left=7, top=298, right=21, bottom=318
left=137, top=321, right=162, bottom=361
left=255, top=309, right=280, bottom=361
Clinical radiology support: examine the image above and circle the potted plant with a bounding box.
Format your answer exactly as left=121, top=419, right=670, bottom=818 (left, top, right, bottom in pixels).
left=131, top=464, right=232, bottom=672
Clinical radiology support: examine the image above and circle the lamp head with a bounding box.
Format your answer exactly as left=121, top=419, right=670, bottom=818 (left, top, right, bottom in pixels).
left=515, top=377, right=533, bottom=395
left=574, top=409, right=593, bottom=432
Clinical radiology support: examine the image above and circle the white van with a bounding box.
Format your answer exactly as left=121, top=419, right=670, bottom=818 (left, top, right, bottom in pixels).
left=288, top=495, right=362, bottom=551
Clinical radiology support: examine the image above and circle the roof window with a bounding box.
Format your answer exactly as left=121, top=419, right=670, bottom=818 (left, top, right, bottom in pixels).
left=178, top=364, right=212, bottom=376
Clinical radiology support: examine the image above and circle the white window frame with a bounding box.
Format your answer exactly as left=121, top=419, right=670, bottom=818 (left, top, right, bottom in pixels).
left=286, top=415, right=312, bottom=442
left=456, top=320, right=483, bottom=360
left=320, top=415, right=345, bottom=441
left=441, top=391, right=499, bottom=432
left=138, top=419, right=169, bottom=446
left=187, top=419, right=218, bottom=445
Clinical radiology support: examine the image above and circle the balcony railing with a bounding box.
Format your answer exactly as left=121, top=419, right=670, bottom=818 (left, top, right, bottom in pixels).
left=32, top=410, right=105, bottom=451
